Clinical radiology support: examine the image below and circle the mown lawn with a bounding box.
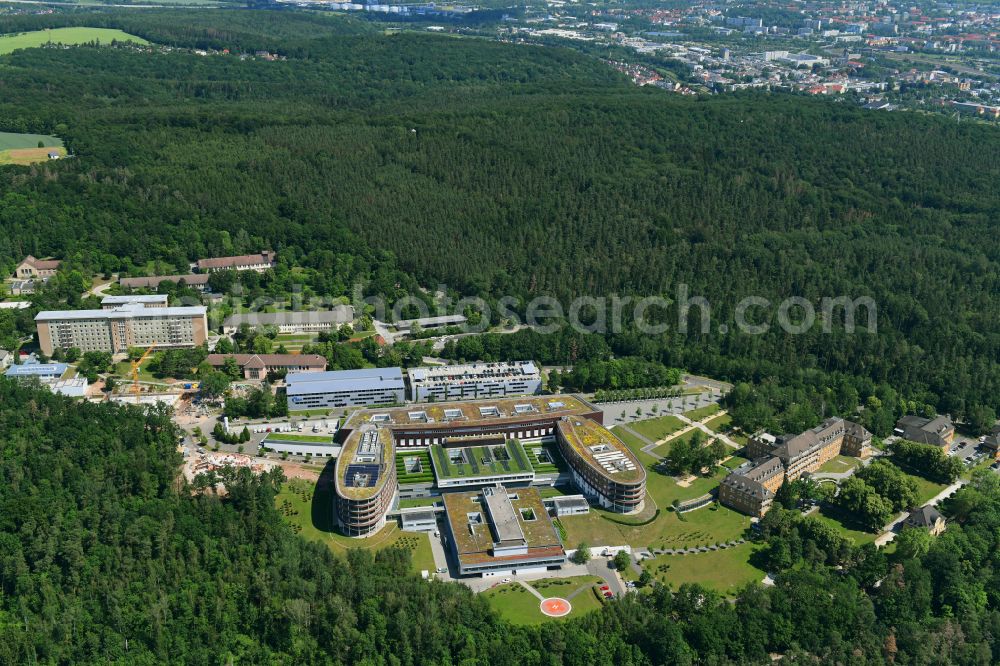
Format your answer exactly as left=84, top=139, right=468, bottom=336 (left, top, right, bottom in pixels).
left=397, top=496, right=440, bottom=509
left=630, top=414, right=686, bottom=442
left=634, top=543, right=764, bottom=595
left=818, top=455, right=862, bottom=474
left=722, top=455, right=750, bottom=470
left=684, top=404, right=721, bottom=422
left=702, top=413, right=732, bottom=433
left=652, top=428, right=707, bottom=458
left=560, top=501, right=749, bottom=551
left=812, top=506, right=878, bottom=545
left=483, top=577, right=603, bottom=625
left=613, top=426, right=660, bottom=468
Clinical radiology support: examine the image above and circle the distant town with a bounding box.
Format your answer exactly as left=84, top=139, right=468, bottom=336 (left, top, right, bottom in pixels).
left=270, top=0, right=1000, bottom=120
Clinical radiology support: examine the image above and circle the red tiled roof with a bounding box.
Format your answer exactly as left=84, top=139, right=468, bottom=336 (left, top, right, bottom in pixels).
left=197, top=251, right=275, bottom=270
left=21, top=255, right=61, bottom=270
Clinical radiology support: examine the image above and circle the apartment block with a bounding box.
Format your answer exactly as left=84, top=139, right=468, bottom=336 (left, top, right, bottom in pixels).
left=35, top=303, right=208, bottom=356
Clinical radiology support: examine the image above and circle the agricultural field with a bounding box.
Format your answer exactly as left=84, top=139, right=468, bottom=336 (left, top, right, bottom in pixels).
left=275, top=478, right=435, bottom=573
left=0, top=131, right=65, bottom=166
left=0, top=28, right=148, bottom=55
left=632, top=544, right=764, bottom=595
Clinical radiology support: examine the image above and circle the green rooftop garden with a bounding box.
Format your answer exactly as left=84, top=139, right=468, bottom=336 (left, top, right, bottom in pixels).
left=395, top=450, right=435, bottom=484
left=525, top=443, right=566, bottom=475
left=430, top=440, right=533, bottom=479
left=263, top=433, right=333, bottom=444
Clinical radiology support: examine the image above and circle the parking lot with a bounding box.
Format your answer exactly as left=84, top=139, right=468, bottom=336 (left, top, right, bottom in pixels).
left=949, top=438, right=990, bottom=467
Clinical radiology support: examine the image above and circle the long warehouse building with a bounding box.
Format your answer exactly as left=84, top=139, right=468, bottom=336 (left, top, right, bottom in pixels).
left=286, top=367, right=405, bottom=411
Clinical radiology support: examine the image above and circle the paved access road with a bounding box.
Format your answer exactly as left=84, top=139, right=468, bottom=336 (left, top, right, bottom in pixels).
left=874, top=479, right=967, bottom=546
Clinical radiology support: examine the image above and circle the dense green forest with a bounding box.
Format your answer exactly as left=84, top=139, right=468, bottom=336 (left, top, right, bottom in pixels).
left=6, top=380, right=1000, bottom=663
left=0, top=10, right=998, bottom=418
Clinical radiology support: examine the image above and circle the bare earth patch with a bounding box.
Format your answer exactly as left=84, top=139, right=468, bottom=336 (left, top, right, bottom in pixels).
left=0, top=146, right=66, bottom=165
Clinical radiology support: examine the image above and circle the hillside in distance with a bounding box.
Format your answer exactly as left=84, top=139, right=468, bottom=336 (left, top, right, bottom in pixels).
left=0, top=10, right=998, bottom=416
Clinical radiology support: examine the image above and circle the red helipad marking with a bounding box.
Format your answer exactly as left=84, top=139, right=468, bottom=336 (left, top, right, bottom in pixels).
left=540, top=597, right=572, bottom=617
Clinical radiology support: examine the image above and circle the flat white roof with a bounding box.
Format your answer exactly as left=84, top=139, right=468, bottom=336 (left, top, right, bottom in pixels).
left=286, top=367, right=404, bottom=395
left=409, top=361, right=539, bottom=385
left=36, top=305, right=206, bottom=321
left=101, top=295, right=169, bottom=305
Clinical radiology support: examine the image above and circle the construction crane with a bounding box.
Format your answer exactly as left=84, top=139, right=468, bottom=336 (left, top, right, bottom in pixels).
left=130, top=343, right=157, bottom=404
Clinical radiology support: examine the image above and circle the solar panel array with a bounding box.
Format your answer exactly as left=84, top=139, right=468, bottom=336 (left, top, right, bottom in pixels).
left=347, top=464, right=381, bottom=487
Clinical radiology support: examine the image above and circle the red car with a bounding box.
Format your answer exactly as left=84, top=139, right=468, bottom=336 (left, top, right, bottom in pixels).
left=599, top=585, right=610, bottom=592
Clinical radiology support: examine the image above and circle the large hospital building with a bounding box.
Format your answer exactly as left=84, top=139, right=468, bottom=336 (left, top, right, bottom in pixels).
left=35, top=296, right=208, bottom=356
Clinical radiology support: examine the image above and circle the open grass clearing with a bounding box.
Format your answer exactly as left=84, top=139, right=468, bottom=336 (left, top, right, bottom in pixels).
left=0, top=28, right=148, bottom=55
left=0, top=131, right=62, bottom=151
left=0, top=146, right=66, bottom=166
